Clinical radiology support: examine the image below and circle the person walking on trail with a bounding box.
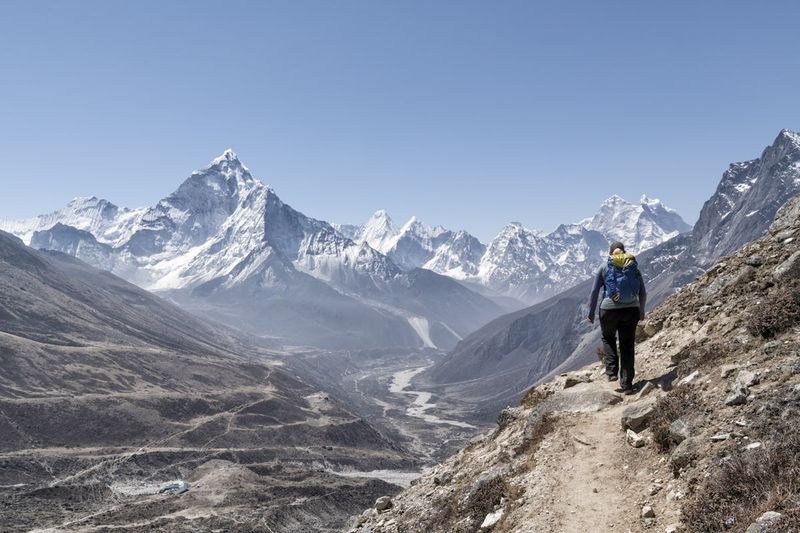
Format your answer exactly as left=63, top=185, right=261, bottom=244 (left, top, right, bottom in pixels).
left=587, top=241, right=647, bottom=394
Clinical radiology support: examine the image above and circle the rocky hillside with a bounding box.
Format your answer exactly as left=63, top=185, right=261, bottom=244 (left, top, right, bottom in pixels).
left=422, top=129, right=800, bottom=421
left=350, top=194, right=800, bottom=532
left=0, top=231, right=414, bottom=533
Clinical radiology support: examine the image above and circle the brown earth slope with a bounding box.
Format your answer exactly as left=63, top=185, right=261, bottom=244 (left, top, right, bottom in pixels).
left=0, top=232, right=413, bottom=532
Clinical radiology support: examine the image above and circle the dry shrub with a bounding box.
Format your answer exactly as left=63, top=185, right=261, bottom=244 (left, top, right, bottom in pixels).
left=520, top=387, right=549, bottom=410
left=424, top=474, right=510, bottom=533
left=674, top=340, right=733, bottom=378
left=465, top=475, right=508, bottom=524
left=682, top=429, right=800, bottom=531
left=515, top=411, right=555, bottom=457
left=748, top=285, right=800, bottom=338
left=649, top=387, right=701, bottom=452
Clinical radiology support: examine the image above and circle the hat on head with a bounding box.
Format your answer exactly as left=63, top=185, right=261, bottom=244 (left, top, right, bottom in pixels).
left=609, top=241, right=625, bottom=254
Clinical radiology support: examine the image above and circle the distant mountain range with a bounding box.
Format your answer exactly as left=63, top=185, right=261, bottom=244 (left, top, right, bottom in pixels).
left=337, top=195, right=689, bottom=305
left=1, top=150, right=690, bottom=350
left=422, top=128, right=800, bottom=421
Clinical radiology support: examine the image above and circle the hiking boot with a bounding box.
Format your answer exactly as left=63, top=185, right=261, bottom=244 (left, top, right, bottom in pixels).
left=607, top=374, right=618, bottom=382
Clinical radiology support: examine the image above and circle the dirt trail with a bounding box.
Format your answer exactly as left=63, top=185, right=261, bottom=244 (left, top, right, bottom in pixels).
left=548, top=402, right=635, bottom=532
left=508, top=379, right=648, bottom=533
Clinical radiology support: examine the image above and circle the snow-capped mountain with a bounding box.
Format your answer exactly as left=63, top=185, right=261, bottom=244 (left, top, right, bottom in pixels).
left=344, top=210, right=456, bottom=271
left=423, top=230, right=486, bottom=279
left=425, top=128, right=800, bottom=415
left=341, top=195, right=689, bottom=305
left=0, top=196, right=146, bottom=246
left=358, top=210, right=400, bottom=253
left=580, top=194, right=691, bottom=253
left=474, top=222, right=609, bottom=303
left=692, top=128, right=800, bottom=262
left=2, top=151, right=502, bottom=350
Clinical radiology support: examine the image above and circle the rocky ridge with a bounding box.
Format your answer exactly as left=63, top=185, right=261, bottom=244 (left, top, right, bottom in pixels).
left=421, top=129, right=800, bottom=421
left=350, top=194, right=800, bottom=532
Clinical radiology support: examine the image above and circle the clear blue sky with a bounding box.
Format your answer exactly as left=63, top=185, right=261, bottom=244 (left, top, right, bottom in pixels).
left=1, top=1, right=799, bottom=241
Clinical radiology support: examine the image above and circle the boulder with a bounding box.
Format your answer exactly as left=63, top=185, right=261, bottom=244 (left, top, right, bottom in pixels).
left=669, top=437, right=701, bottom=473
left=745, top=255, right=765, bottom=267
left=466, top=467, right=507, bottom=501
left=543, top=383, right=622, bottom=413
left=636, top=381, right=656, bottom=400
left=745, top=511, right=783, bottom=533
left=725, top=385, right=749, bottom=406
left=496, top=406, right=522, bottom=430
left=563, top=375, right=586, bottom=389
left=621, top=399, right=657, bottom=431
left=678, top=370, right=700, bottom=386
left=433, top=471, right=452, bottom=486
left=720, top=364, right=739, bottom=379
left=480, top=508, right=504, bottom=530
left=375, top=496, right=393, bottom=512
left=669, top=419, right=690, bottom=444
left=641, top=505, right=656, bottom=519
left=736, top=370, right=759, bottom=388
left=773, top=250, right=800, bottom=282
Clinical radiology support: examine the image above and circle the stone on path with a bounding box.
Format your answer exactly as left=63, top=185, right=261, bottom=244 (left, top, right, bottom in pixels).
left=626, top=429, right=645, bottom=448
left=621, top=399, right=656, bottom=431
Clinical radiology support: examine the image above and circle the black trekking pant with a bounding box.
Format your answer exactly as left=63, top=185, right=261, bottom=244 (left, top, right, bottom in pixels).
left=599, top=307, right=639, bottom=389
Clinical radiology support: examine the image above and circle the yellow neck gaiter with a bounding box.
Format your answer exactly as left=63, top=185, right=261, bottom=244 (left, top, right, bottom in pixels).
left=610, top=252, right=636, bottom=268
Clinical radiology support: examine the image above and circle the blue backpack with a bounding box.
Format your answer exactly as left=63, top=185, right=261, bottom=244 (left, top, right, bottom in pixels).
left=604, top=255, right=641, bottom=304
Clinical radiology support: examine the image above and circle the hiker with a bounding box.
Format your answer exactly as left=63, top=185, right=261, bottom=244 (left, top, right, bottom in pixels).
left=587, top=241, right=647, bottom=394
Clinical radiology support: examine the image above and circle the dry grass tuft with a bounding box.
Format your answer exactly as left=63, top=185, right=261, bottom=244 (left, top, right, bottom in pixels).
left=465, top=475, right=508, bottom=524
left=520, top=387, right=549, bottom=410
left=748, top=284, right=800, bottom=338
left=673, top=340, right=735, bottom=378
left=682, top=428, right=800, bottom=531
left=649, top=387, right=701, bottom=452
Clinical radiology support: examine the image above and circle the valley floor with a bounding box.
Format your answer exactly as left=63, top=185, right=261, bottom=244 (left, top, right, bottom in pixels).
left=0, top=351, right=487, bottom=532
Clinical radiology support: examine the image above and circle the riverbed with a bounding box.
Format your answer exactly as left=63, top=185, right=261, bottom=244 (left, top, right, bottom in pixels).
left=389, top=367, right=475, bottom=429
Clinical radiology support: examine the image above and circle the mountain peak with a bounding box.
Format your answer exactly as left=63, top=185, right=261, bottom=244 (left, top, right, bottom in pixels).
left=370, top=209, right=391, bottom=221
left=212, top=148, right=240, bottom=164
left=581, top=193, right=690, bottom=253
left=640, top=194, right=661, bottom=206
left=776, top=128, right=800, bottom=149
left=207, top=148, right=252, bottom=178
left=359, top=209, right=399, bottom=253
left=602, top=194, right=628, bottom=206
